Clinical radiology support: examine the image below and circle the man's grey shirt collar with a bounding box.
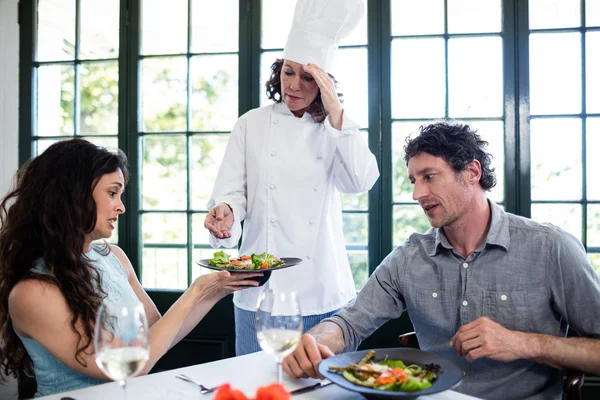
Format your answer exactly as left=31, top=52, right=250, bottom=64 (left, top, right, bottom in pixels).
left=430, top=200, right=510, bottom=257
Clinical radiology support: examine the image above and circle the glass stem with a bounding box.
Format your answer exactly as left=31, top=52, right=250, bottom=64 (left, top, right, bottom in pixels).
left=118, top=379, right=127, bottom=400
left=276, top=361, right=283, bottom=384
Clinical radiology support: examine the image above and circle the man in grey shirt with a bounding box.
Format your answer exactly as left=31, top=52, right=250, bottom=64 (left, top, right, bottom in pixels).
left=282, top=122, right=600, bottom=400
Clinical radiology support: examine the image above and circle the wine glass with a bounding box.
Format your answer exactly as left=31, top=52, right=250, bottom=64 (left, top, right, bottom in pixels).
left=256, top=289, right=303, bottom=383
left=94, top=300, right=150, bottom=400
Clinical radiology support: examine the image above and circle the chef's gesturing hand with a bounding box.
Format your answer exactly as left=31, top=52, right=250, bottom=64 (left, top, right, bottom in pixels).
left=303, top=63, right=343, bottom=129
left=204, top=203, right=234, bottom=239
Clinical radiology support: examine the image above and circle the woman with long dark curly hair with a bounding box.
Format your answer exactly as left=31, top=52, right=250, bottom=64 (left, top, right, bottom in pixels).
left=0, top=139, right=262, bottom=397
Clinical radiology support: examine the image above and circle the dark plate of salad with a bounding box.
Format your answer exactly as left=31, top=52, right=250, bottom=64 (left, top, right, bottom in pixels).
left=319, top=348, right=463, bottom=399
left=196, top=251, right=302, bottom=286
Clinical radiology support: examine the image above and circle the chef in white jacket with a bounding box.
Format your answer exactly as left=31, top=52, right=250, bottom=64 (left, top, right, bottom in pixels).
left=204, top=0, right=379, bottom=355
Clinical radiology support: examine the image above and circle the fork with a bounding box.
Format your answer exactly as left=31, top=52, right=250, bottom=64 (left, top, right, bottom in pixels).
left=175, top=373, right=220, bottom=394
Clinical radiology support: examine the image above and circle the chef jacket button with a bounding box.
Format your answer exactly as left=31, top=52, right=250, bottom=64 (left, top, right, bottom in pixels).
left=270, top=218, right=276, bottom=223
left=317, top=154, right=323, bottom=160
left=307, top=255, right=311, bottom=259
left=270, top=151, right=276, bottom=156
left=309, top=221, right=313, bottom=225
left=273, top=119, right=278, bottom=124
left=314, top=187, right=318, bottom=192
left=270, top=184, right=276, bottom=190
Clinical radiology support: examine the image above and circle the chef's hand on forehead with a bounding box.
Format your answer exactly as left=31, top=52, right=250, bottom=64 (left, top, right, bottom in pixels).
left=303, top=63, right=344, bottom=129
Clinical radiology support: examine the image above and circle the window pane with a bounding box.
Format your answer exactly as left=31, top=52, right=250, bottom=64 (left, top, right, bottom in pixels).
left=531, top=203, right=582, bottom=241
left=190, top=55, right=239, bottom=131
left=391, top=38, right=445, bottom=119
left=587, top=32, right=600, bottom=113
left=341, top=192, right=369, bottom=211
left=142, top=135, right=188, bottom=210
left=142, top=213, right=187, bottom=244
left=393, top=205, right=431, bottom=246
left=529, top=0, right=581, bottom=29
left=142, top=247, right=187, bottom=289
left=531, top=118, right=582, bottom=201
left=35, top=139, right=60, bottom=156
left=36, top=0, right=75, bottom=61
left=391, top=0, right=444, bottom=36
left=335, top=48, right=368, bottom=128
left=465, top=121, right=505, bottom=203
left=80, top=0, right=119, bottom=59
left=342, top=213, right=368, bottom=246
left=392, top=121, right=425, bottom=202
left=141, top=57, right=188, bottom=132
left=348, top=250, right=368, bottom=291
left=80, top=62, right=119, bottom=135
left=81, top=136, right=118, bottom=149
left=190, top=134, right=230, bottom=210
left=589, top=205, right=600, bottom=247
left=530, top=33, right=581, bottom=115
left=261, top=0, right=295, bottom=49
left=191, top=0, right=238, bottom=52
left=35, top=136, right=118, bottom=157
left=141, top=0, right=188, bottom=55
left=448, top=37, right=503, bottom=118
left=447, top=0, right=501, bottom=33
left=587, top=118, right=600, bottom=200
left=260, top=51, right=283, bottom=107
left=588, top=0, right=600, bottom=26
left=37, top=65, right=74, bottom=136
left=192, top=213, right=210, bottom=244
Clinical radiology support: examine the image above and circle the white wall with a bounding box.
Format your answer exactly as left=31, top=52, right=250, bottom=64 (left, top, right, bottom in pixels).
left=0, top=0, right=19, bottom=199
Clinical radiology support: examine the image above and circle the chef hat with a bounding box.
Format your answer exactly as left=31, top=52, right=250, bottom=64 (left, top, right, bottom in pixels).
left=282, top=0, right=365, bottom=74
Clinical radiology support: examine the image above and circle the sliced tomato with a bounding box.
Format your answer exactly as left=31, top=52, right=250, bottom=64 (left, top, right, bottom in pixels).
left=375, top=373, right=396, bottom=386
left=213, top=384, right=249, bottom=400
left=255, top=383, right=291, bottom=400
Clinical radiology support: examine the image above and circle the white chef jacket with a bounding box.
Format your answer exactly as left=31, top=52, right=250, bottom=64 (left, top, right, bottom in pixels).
left=207, top=102, right=379, bottom=315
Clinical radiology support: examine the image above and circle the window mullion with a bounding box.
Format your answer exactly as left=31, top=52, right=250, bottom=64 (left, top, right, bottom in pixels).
left=239, top=0, right=261, bottom=116
left=119, top=0, right=142, bottom=274
left=18, top=0, right=36, bottom=166
left=367, top=0, right=391, bottom=273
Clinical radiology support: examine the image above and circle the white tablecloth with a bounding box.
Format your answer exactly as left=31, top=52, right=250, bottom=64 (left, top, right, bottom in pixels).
left=38, top=351, right=480, bottom=399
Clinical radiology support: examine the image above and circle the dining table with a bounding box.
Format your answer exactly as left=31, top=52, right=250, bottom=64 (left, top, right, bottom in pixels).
left=38, top=350, right=481, bottom=400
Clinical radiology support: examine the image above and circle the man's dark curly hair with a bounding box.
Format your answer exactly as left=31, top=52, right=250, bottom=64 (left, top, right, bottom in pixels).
left=265, top=58, right=343, bottom=123
left=404, top=121, right=497, bottom=191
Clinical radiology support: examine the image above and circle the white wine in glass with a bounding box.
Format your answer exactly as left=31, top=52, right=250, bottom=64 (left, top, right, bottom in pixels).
left=94, top=300, right=150, bottom=399
left=256, top=289, right=302, bottom=383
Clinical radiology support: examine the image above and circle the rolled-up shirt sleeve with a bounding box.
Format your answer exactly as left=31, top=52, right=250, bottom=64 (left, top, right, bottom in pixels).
left=207, top=117, right=247, bottom=249
left=323, top=113, right=379, bottom=194
left=546, top=226, right=600, bottom=337
left=323, top=246, right=408, bottom=352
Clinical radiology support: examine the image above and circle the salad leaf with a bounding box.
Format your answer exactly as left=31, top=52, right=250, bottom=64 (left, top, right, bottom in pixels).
left=399, top=378, right=432, bottom=391
left=379, top=359, right=407, bottom=369
left=208, top=250, right=230, bottom=266
left=251, top=253, right=276, bottom=269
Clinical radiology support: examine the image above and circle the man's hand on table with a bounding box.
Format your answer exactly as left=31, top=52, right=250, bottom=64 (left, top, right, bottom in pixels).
left=282, top=333, right=334, bottom=379
left=450, top=316, right=530, bottom=363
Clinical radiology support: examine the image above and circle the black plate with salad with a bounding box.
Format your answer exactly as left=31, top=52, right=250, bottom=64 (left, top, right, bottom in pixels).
left=318, top=348, right=463, bottom=399
left=196, top=251, right=302, bottom=286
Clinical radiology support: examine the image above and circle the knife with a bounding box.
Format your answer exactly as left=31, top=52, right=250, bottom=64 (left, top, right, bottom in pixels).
left=290, top=380, right=333, bottom=396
